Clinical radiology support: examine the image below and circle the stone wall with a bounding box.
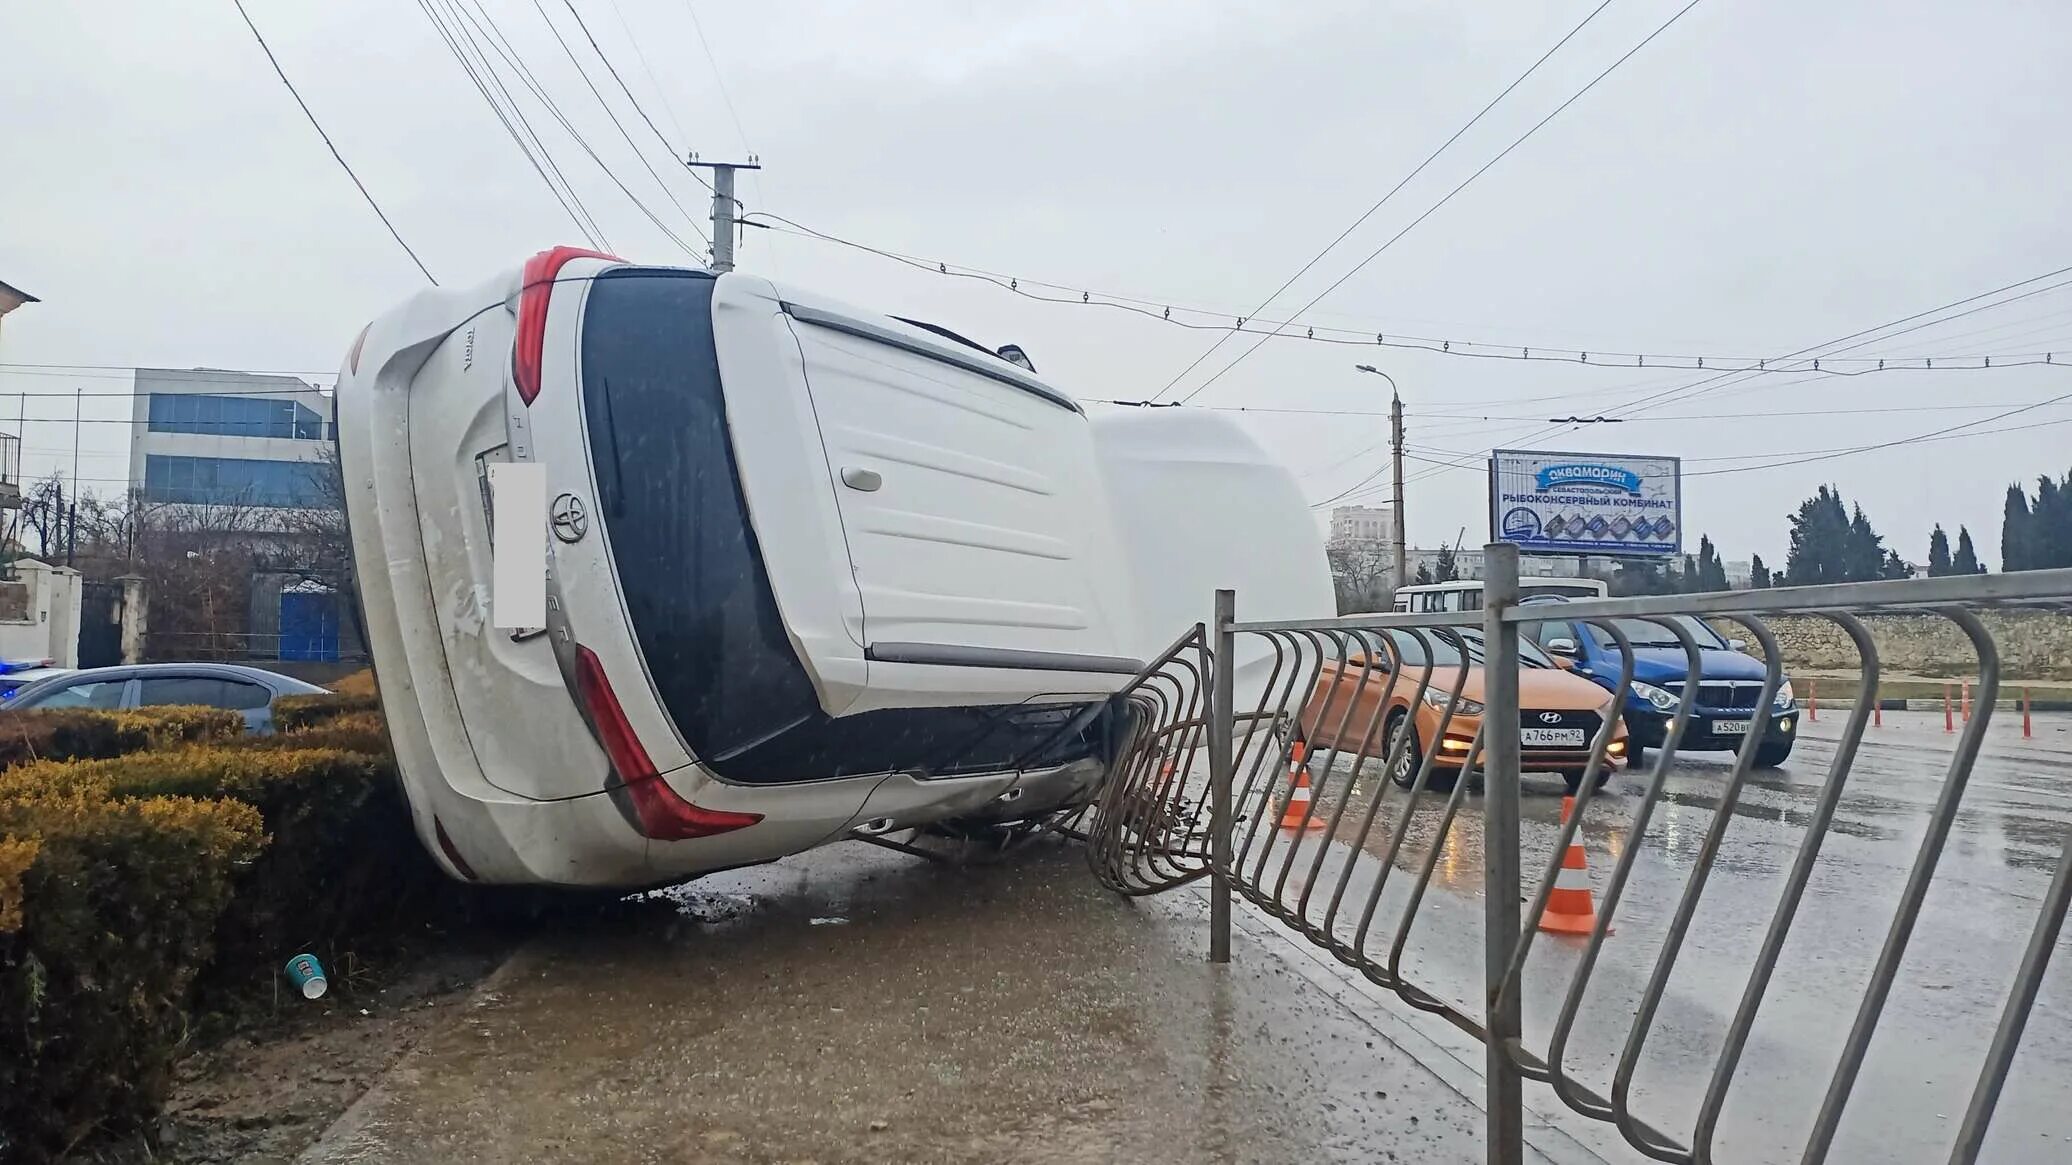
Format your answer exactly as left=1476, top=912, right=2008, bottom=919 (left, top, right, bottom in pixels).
left=1715, top=611, right=2072, bottom=679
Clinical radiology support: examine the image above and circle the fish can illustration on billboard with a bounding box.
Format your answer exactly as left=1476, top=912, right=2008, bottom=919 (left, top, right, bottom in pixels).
left=1488, top=449, right=1682, bottom=557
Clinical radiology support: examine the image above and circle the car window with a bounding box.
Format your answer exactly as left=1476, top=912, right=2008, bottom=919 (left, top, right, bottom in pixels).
left=137, top=675, right=274, bottom=711
left=1582, top=615, right=1727, bottom=651
left=21, top=679, right=128, bottom=710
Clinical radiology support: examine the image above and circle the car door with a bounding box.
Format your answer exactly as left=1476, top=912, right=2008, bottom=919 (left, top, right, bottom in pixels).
left=778, top=296, right=1139, bottom=697
left=134, top=674, right=279, bottom=733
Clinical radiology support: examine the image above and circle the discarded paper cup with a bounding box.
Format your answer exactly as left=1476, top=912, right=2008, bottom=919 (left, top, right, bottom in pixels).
left=285, top=952, right=328, bottom=1000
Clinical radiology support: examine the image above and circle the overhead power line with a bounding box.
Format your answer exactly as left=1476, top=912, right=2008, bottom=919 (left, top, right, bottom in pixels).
left=603, top=0, right=691, bottom=147
left=414, top=0, right=610, bottom=248
left=553, top=0, right=717, bottom=196
left=523, top=0, right=710, bottom=251
left=228, top=0, right=437, bottom=283
left=1328, top=390, right=2072, bottom=507
left=1388, top=261, right=2072, bottom=489
left=1608, top=267, right=2072, bottom=422
left=1174, top=0, right=1711, bottom=404
left=1149, top=0, right=1617, bottom=401
left=1096, top=399, right=2069, bottom=423
left=682, top=0, right=753, bottom=155
left=749, top=213, right=2066, bottom=377
left=1, top=363, right=335, bottom=381
left=438, top=0, right=708, bottom=257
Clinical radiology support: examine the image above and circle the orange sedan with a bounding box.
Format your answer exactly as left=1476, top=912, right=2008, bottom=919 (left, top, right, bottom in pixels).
left=1299, top=627, right=1626, bottom=794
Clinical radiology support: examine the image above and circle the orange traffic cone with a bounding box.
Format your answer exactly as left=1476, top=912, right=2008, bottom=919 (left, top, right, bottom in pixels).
left=1540, top=795, right=1608, bottom=936
left=1278, top=741, right=1328, bottom=832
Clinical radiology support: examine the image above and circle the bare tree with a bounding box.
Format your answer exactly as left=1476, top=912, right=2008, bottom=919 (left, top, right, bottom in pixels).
left=10, top=471, right=67, bottom=560
left=1327, top=544, right=1393, bottom=615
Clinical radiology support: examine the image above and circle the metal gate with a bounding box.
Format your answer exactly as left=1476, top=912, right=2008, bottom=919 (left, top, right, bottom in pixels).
left=76, top=580, right=123, bottom=668
left=1086, top=546, right=2072, bottom=1164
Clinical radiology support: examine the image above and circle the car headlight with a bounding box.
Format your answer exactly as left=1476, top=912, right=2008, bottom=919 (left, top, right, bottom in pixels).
left=1773, top=679, right=1795, bottom=709
left=1629, top=680, right=1679, bottom=712
left=1422, top=687, right=1485, bottom=715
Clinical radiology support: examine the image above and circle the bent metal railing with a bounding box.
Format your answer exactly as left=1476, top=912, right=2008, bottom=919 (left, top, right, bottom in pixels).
left=1085, top=547, right=2072, bottom=1165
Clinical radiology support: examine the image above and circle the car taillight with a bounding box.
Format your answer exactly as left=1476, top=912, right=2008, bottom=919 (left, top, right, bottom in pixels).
left=512, top=245, right=620, bottom=405
left=571, top=645, right=760, bottom=841
left=433, top=816, right=480, bottom=882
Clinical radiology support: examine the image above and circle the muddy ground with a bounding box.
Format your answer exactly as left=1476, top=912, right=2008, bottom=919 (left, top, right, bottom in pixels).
left=77, top=935, right=515, bottom=1165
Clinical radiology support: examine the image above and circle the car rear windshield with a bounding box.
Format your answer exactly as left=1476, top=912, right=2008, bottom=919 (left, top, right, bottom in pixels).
left=578, top=270, right=1107, bottom=783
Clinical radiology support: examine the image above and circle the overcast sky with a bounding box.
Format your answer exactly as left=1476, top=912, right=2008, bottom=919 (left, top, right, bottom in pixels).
left=4, top=0, right=2070, bottom=568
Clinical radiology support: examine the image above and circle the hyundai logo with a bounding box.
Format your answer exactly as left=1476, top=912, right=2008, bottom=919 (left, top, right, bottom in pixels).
left=550, top=493, right=588, bottom=543
left=1539, top=712, right=1564, bottom=724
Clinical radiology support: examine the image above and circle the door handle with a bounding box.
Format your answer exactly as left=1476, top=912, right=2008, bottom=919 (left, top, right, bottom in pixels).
left=840, top=466, right=883, bottom=492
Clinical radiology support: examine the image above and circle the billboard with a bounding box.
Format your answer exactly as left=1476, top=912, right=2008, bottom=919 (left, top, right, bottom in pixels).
left=1488, top=448, right=1681, bottom=557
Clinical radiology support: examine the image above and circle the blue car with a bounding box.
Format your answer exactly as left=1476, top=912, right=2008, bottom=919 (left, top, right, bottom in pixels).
left=1516, top=601, right=1798, bottom=768
left=0, top=663, right=329, bottom=734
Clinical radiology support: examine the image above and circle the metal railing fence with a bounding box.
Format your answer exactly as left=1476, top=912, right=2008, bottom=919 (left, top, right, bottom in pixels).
left=1086, top=545, right=2072, bottom=1164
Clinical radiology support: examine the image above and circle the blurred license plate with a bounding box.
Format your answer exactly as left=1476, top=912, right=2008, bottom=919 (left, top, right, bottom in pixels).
left=1713, top=720, right=1752, bottom=735
left=1521, top=728, right=1585, bottom=747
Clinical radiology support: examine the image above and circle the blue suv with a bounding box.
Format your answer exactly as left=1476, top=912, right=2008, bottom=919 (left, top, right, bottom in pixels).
left=1516, top=600, right=1797, bottom=769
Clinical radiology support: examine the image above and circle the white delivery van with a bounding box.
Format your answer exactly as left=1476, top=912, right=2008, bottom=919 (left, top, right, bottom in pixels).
left=336, top=249, right=1330, bottom=887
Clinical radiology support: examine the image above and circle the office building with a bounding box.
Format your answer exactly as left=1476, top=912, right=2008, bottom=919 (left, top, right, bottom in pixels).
left=128, top=367, right=333, bottom=511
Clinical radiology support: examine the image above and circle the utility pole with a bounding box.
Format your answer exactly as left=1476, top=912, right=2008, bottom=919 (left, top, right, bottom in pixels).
left=686, top=154, right=761, bottom=272
left=70, top=387, right=81, bottom=502
left=1391, top=389, right=1406, bottom=592
left=1355, top=364, right=1408, bottom=592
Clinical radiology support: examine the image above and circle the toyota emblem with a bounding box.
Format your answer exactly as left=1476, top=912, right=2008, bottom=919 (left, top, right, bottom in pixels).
left=1538, top=711, right=1563, bottom=724
left=550, top=493, right=588, bottom=543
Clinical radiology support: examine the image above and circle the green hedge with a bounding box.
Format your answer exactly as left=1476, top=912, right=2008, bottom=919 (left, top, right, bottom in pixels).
left=272, top=691, right=383, bottom=733
left=0, top=789, right=264, bottom=1161
left=246, top=709, right=393, bottom=758
left=17, top=744, right=443, bottom=1001
left=0, top=694, right=494, bottom=1159
left=0, top=706, right=244, bottom=770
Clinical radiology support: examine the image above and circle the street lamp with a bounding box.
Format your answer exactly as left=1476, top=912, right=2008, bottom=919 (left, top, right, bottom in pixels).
left=1352, top=364, right=1406, bottom=594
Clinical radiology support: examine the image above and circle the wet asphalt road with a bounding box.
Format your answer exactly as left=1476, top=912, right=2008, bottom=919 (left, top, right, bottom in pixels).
left=1275, top=708, right=2072, bottom=1163
left=302, top=711, right=2070, bottom=1164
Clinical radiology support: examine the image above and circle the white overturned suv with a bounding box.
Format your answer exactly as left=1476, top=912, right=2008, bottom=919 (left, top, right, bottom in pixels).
left=336, top=249, right=1330, bottom=887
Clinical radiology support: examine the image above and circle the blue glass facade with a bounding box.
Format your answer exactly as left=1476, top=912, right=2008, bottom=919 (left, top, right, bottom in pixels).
left=148, top=393, right=326, bottom=440
left=142, top=454, right=329, bottom=508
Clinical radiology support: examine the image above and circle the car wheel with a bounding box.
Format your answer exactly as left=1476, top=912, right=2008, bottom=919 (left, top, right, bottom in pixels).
left=1626, top=743, right=1646, bottom=768
left=1754, top=740, right=1793, bottom=769
left=1387, top=711, right=1456, bottom=792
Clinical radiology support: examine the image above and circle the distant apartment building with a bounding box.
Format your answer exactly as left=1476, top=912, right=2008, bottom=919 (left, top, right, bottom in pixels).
left=127, top=368, right=332, bottom=511
left=1326, top=504, right=1397, bottom=549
